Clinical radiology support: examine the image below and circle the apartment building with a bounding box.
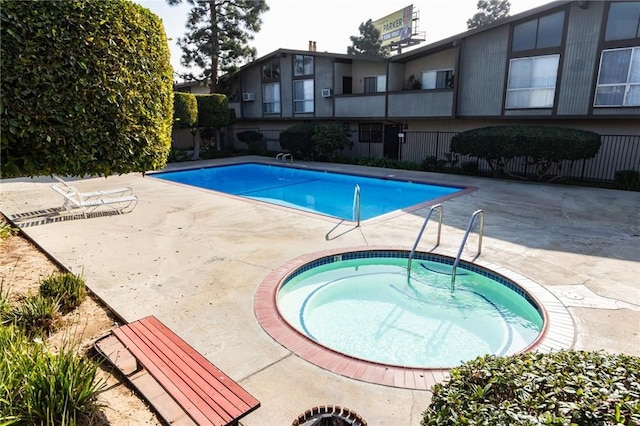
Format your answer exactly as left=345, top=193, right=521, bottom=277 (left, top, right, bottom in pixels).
left=226, top=1, right=638, bottom=163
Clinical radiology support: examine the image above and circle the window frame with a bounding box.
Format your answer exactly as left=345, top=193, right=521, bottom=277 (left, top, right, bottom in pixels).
left=421, top=69, right=454, bottom=90
left=261, top=59, right=281, bottom=81
left=363, top=75, right=387, bottom=93
left=358, top=123, right=383, bottom=143
left=511, top=10, right=565, bottom=53
left=594, top=46, right=640, bottom=107
left=262, top=82, right=281, bottom=114
left=293, top=79, right=314, bottom=113
left=505, top=54, right=560, bottom=109
left=604, top=2, right=640, bottom=42
left=293, top=55, right=314, bottom=77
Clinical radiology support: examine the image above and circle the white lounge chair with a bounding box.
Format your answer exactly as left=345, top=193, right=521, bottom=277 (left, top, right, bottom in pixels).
left=50, top=176, right=138, bottom=216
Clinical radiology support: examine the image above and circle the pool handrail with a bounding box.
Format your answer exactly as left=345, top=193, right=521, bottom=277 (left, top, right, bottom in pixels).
left=407, top=204, right=443, bottom=271
left=451, top=209, right=484, bottom=293
left=276, top=152, right=293, bottom=163
left=352, top=184, right=361, bottom=226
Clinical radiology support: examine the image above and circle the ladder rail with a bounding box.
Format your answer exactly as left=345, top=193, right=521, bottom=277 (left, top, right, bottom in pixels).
left=352, top=184, right=361, bottom=226
left=407, top=204, right=443, bottom=271
left=451, top=209, right=484, bottom=292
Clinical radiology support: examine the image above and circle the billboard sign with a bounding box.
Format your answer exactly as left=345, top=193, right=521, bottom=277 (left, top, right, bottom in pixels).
left=373, top=5, right=413, bottom=47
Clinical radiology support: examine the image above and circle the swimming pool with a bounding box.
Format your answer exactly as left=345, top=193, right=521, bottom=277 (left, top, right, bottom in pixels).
left=150, top=163, right=467, bottom=221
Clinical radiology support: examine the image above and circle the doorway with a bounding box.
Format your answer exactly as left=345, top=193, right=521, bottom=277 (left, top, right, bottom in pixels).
left=383, top=124, right=401, bottom=160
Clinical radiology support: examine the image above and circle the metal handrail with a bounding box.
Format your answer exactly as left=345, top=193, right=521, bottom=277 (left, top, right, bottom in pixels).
left=407, top=204, right=443, bottom=271
left=352, top=184, right=361, bottom=227
left=451, top=209, right=484, bottom=293
left=275, top=153, right=293, bottom=163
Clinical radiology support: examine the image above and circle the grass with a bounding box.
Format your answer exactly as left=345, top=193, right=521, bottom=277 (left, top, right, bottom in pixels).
left=0, top=325, right=106, bottom=425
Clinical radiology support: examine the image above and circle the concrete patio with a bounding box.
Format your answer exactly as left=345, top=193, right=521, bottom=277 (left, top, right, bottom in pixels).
left=1, top=156, right=638, bottom=425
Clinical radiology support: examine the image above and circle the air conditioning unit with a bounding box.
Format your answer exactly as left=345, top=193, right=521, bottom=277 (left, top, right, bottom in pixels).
left=242, top=92, right=255, bottom=102
left=321, top=88, right=332, bottom=98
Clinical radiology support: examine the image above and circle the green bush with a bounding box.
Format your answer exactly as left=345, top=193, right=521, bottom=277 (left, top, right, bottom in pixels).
left=8, top=293, right=61, bottom=337
left=173, top=93, right=198, bottom=129
left=422, top=350, right=640, bottom=425
left=312, top=122, right=353, bottom=161
left=237, top=130, right=265, bottom=154
left=279, top=123, right=317, bottom=159
left=195, top=94, right=230, bottom=128
left=0, top=0, right=173, bottom=178
left=450, top=126, right=601, bottom=180
left=39, top=272, right=87, bottom=314
left=615, top=170, right=640, bottom=191
left=0, top=325, right=106, bottom=424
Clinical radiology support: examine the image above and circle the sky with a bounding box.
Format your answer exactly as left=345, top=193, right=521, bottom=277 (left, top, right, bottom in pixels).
left=135, top=0, right=555, bottom=77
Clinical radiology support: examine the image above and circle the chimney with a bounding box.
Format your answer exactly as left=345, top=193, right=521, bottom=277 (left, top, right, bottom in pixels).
left=312, top=41, right=317, bottom=52
left=309, top=40, right=313, bottom=51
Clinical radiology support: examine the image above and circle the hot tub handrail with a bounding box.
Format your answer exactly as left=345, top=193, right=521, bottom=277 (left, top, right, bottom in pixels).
left=407, top=204, right=443, bottom=271
left=451, top=209, right=484, bottom=293
left=352, top=184, right=361, bottom=227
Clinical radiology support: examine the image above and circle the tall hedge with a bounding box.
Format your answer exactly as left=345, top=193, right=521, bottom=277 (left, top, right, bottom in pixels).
left=0, top=0, right=173, bottom=178
left=173, top=93, right=198, bottom=129
left=195, top=94, right=230, bottom=128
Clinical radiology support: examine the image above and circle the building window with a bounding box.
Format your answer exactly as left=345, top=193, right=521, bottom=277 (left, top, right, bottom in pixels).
left=421, top=69, right=453, bottom=89
left=594, top=46, right=640, bottom=106
left=605, top=2, right=640, bottom=41
left=293, top=79, right=314, bottom=113
left=263, top=82, right=281, bottom=114
left=294, top=55, right=314, bottom=76
left=512, top=11, right=564, bottom=51
left=262, top=59, right=280, bottom=80
left=506, top=54, right=559, bottom=108
left=364, top=75, right=386, bottom=93
left=358, top=123, right=382, bottom=143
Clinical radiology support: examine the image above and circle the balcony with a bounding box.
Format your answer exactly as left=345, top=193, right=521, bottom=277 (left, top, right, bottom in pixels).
left=388, top=91, right=454, bottom=118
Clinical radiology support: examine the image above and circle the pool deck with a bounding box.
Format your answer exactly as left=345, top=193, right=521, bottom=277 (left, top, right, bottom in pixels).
left=1, top=156, right=639, bottom=425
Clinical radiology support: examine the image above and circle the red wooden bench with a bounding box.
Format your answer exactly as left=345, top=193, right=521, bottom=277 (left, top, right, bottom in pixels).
left=94, top=315, right=260, bottom=426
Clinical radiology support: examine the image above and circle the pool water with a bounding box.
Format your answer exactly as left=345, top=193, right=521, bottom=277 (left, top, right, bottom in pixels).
left=151, top=163, right=464, bottom=221
left=277, top=256, right=543, bottom=368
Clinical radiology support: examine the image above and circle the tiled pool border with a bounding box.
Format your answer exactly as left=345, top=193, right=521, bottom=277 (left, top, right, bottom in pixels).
left=253, top=246, right=575, bottom=390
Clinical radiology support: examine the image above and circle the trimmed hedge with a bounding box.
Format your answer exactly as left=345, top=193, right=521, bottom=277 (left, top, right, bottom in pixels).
left=279, top=123, right=317, bottom=159
left=195, top=94, right=230, bottom=128
left=450, top=126, right=601, bottom=180
left=422, top=350, right=640, bottom=425
left=173, top=93, right=198, bottom=129
left=1, top=0, right=174, bottom=178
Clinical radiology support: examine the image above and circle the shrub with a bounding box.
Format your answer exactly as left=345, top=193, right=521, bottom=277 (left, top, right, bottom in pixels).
left=279, top=123, right=317, bottom=159
left=39, top=272, right=87, bottom=314
left=422, top=350, right=640, bottom=425
left=237, top=130, right=265, bottom=154
left=615, top=169, right=640, bottom=191
left=9, top=293, right=62, bottom=337
left=450, top=126, right=601, bottom=181
left=0, top=0, right=174, bottom=178
left=0, top=325, right=106, bottom=424
left=312, top=122, right=353, bottom=161
left=195, top=94, right=230, bottom=128
left=173, top=92, right=198, bottom=129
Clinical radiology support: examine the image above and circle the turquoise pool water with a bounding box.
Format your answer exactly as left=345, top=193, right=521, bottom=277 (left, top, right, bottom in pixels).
left=151, top=163, right=465, bottom=221
left=277, top=254, right=543, bottom=368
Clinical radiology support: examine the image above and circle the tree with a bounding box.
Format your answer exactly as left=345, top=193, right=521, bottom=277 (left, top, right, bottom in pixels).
left=168, top=0, right=269, bottom=94
left=347, top=19, right=389, bottom=57
left=0, top=0, right=173, bottom=178
left=467, top=0, right=510, bottom=30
